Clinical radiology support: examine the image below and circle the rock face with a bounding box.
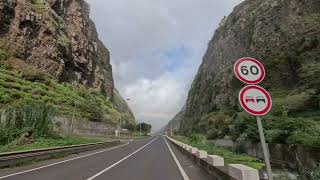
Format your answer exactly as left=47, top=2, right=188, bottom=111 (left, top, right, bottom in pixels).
left=167, top=105, right=185, bottom=132
left=0, top=0, right=114, bottom=97
left=177, top=0, right=320, bottom=134
left=113, top=88, right=135, bottom=123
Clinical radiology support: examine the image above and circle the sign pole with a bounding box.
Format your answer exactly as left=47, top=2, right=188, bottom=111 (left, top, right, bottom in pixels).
left=256, top=116, right=273, bottom=180
left=234, top=57, right=273, bottom=179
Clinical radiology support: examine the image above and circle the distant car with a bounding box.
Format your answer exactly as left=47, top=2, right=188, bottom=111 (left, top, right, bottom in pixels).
left=256, top=96, right=266, bottom=103
left=245, top=96, right=254, bottom=103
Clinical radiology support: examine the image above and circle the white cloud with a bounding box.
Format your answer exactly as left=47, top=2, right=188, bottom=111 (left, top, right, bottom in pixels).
left=122, top=72, right=189, bottom=130
left=86, top=0, right=243, bottom=131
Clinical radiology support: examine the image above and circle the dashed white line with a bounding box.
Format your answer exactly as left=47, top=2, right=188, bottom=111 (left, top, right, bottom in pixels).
left=164, top=137, right=190, bottom=180
left=0, top=142, right=130, bottom=179
left=86, top=137, right=158, bottom=180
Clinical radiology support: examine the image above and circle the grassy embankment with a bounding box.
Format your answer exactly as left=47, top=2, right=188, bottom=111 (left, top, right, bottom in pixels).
left=0, top=136, right=110, bottom=153
left=0, top=65, right=126, bottom=153
left=173, top=135, right=265, bottom=170
left=0, top=65, right=120, bottom=123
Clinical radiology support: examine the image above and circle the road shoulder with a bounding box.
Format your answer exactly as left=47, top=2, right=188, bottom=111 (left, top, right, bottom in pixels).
left=166, top=138, right=212, bottom=180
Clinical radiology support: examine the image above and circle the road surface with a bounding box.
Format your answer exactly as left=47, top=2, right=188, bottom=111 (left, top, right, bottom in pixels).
left=0, top=136, right=211, bottom=180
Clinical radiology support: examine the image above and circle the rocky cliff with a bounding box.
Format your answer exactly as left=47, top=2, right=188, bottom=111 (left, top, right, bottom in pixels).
left=176, top=0, right=320, bottom=145
left=167, top=105, right=185, bottom=133
left=0, top=0, right=114, bottom=96
left=0, top=0, right=134, bottom=124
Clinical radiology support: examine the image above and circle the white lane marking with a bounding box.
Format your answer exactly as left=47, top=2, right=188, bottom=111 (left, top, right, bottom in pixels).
left=0, top=142, right=130, bottom=179
left=86, top=137, right=158, bottom=180
left=164, top=137, right=190, bottom=180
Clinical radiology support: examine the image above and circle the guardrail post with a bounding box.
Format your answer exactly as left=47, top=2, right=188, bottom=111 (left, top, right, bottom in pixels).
left=228, top=164, right=259, bottom=180
left=195, top=150, right=207, bottom=159
left=190, top=147, right=198, bottom=154
left=207, top=155, right=224, bottom=166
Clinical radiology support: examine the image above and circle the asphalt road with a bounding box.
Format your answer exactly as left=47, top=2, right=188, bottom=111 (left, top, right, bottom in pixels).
left=0, top=136, right=211, bottom=180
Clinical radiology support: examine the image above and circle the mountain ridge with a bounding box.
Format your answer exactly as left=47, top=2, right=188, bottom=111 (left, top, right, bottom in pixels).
left=0, top=0, right=135, bottom=124
left=170, top=0, right=320, bottom=146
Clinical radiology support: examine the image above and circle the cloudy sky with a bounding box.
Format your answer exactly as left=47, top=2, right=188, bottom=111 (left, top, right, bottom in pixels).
left=87, top=0, right=243, bottom=131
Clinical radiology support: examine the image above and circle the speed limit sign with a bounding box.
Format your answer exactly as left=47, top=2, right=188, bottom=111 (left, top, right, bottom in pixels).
left=234, top=57, right=265, bottom=84
left=234, top=57, right=274, bottom=180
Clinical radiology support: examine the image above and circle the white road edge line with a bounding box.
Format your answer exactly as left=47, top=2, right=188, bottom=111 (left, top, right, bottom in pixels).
left=164, top=136, right=190, bottom=180
left=86, top=137, right=158, bottom=180
left=0, top=142, right=130, bottom=179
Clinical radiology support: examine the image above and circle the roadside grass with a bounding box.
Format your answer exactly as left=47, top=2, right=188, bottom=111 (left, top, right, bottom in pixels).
left=103, top=133, right=150, bottom=141
left=173, top=135, right=265, bottom=170
left=0, top=135, right=109, bottom=153
left=131, top=132, right=151, bottom=139
left=132, top=135, right=150, bottom=140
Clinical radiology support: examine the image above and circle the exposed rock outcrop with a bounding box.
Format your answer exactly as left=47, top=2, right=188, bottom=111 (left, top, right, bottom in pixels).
left=0, top=0, right=114, bottom=97
left=0, top=0, right=135, bottom=123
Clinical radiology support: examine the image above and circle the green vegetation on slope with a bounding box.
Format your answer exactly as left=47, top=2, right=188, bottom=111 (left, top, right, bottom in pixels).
left=173, top=134, right=264, bottom=169
left=0, top=92, right=113, bottom=153
left=181, top=89, right=320, bottom=147
left=0, top=65, right=120, bottom=123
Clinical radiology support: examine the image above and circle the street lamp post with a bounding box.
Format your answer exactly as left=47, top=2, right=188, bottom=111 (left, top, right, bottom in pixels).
left=119, top=98, right=130, bottom=138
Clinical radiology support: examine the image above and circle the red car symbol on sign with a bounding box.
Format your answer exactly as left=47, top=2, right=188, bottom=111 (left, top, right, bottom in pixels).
left=245, top=96, right=255, bottom=103
left=239, top=85, right=272, bottom=116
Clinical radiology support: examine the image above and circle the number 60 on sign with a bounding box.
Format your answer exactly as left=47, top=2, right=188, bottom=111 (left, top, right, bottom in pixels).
left=233, top=57, right=265, bottom=84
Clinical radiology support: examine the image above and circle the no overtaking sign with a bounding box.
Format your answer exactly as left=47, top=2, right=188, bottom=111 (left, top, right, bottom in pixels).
left=239, top=85, right=272, bottom=116
left=233, top=57, right=274, bottom=180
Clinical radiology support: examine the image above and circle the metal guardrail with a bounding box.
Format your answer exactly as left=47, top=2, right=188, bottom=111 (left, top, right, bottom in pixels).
left=0, top=140, right=121, bottom=168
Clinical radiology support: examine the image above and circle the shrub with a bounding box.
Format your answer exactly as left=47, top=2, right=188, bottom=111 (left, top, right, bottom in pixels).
left=286, top=122, right=320, bottom=147
left=124, top=123, right=136, bottom=132
left=187, top=134, right=206, bottom=145
left=310, top=163, right=320, bottom=180
left=79, top=97, right=103, bottom=122
left=271, top=98, right=289, bottom=118
left=286, top=93, right=313, bottom=112
left=0, top=49, right=10, bottom=61
left=231, top=112, right=259, bottom=141
left=206, top=128, right=219, bottom=139
left=21, top=68, right=49, bottom=83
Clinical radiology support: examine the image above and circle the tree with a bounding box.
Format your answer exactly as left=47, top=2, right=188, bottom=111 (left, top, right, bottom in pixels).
left=136, top=123, right=152, bottom=134
left=124, top=123, right=136, bottom=132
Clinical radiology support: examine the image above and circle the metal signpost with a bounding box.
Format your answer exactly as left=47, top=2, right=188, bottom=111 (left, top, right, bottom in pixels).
left=234, top=57, right=273, bottom=180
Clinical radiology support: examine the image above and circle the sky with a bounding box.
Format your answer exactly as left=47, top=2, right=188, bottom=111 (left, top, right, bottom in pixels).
left=86, top=0, right=243, bottom=131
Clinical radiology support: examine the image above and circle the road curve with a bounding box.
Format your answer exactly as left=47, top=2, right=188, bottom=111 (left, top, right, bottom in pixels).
left=0, top=136, right=210, bottom=180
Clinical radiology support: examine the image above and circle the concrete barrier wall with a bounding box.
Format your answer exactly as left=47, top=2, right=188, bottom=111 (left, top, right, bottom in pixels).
left=165, top=136, right=259, bottom=180
left=54, top=117, right=116, bottom=136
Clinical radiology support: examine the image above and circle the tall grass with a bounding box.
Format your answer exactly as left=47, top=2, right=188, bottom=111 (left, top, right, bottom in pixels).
left=0, top=100, right=56, bottom=145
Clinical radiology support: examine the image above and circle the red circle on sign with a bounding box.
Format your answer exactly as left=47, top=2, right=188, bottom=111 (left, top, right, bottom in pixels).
left=239, top=85, right=272, bottom=116
left=234, top=57, right=265, bottom=84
